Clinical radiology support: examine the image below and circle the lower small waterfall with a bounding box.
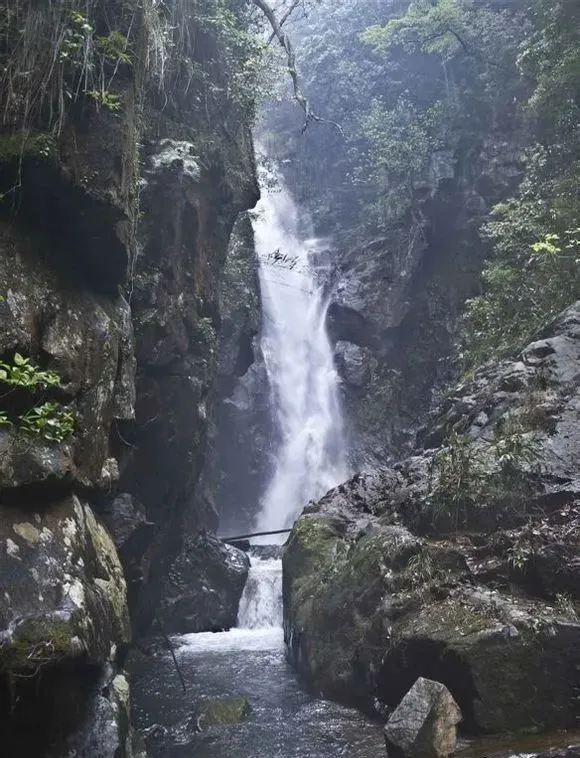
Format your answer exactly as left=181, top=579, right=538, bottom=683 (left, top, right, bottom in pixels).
left=237, top=556, right=282, bottom=630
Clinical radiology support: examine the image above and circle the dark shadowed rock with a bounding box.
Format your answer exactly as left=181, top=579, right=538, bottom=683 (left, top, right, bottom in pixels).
left=335, top=341, right=376, bottom=388
left=384, top=678, right=461, bottom=758
left=120, top=130, right=258, bottom=634
left=325, top=140, right=525, bottom=463
left=100, top=493, right=157, bottom=616
left=159, top=533, right=250, bottom=633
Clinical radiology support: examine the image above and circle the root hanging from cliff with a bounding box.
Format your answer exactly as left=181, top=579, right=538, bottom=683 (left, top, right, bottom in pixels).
left=154, top=612, right=187, bottom=694
left=0, top=0, right=138, bottom=135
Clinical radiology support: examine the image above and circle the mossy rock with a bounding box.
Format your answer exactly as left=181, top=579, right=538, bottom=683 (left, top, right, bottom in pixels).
left=196, top=697, right=252, bottom=728
left=0, top=132, right=56, bottom=163
left=0, top=495, right=129, bottom=674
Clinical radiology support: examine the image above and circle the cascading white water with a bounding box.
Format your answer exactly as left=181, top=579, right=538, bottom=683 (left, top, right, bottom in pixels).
left=237, top=557, right=282, bottom=629
left=253, top=164, right=348, bottom=533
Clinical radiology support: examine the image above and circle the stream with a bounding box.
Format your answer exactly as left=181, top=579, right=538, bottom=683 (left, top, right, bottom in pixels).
left=132, top=555, right=385, bottom=757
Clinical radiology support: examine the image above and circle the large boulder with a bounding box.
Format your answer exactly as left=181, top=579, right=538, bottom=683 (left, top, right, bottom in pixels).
left=159, top=533, right=250, bottom=633
left=283, top=303, right=580, bottom=734
left=0, top=495, right=130, bottom=671
left=0, top=495, right=131, bottom=756
left=384, top=678, right=461, bottom=758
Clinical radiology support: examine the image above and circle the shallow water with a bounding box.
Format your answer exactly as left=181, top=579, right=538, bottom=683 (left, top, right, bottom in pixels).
left=131, top=627, right=385, bottom=758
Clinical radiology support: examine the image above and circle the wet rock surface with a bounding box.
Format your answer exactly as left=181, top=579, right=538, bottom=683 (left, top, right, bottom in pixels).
left=0, top=495, right=131, bottom=756
left=159, top=533, right=250, bottom=634
left=534, top=747, right=580, bottom=758
left=200, top=215, right=272, bottom=535
left=284, top=302, right=580, bottom=734
left=119, top=129, right=258, bottom=635
left=0, top=2, right=258, bottom=755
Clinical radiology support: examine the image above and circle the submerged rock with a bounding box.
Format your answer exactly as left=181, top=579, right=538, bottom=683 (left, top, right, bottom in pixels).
left=196, top=697, right=252, bottom=729
left=384, top=678, right=461, bottom=758
left=159, top=533, right=250, bottom=633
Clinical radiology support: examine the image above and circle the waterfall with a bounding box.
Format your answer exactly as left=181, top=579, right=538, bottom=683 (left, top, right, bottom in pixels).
left=252, top=163, right=349, bottom=534
left=237, top=557, right=282, bottom=629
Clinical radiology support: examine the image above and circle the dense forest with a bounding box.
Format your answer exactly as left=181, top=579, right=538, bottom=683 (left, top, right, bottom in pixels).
left=260, top=0, right=580, bottom=367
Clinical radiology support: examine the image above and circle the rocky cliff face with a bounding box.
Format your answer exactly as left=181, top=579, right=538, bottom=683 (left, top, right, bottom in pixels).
left=328, top=140, right=524, bottom=464
left=0, top=1, right=257, bottom=755
left=284, top=302, right=580, bottom=734
left=197, top=214, right=272, bottom=536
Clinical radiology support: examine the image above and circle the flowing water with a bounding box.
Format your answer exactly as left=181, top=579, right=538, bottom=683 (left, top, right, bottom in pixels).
left=253, top=165, right=349, bottom=534
left=132, top=552, right=385, bottom=757
left=130, top=169, right=368, bottom=755
left=130, top=167, right=572, bottom=758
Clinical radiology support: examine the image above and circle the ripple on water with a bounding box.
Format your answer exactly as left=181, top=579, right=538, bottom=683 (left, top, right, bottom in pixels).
left=131, top=628, right=385, bottom=758
left=175, top=627, right=284, bottom=653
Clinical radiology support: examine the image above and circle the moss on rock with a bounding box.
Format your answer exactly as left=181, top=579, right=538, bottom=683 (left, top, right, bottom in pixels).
left=197, top=697, right=252, bottom=728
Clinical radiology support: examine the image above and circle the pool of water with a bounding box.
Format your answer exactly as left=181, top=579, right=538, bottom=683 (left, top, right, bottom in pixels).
left=131, top=627, right=385, bottom=758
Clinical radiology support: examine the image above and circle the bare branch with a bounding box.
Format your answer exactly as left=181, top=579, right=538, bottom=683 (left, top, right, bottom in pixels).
left=252, top=0, right=343, bottom=135
left=267, top=0, right=301, bottom=44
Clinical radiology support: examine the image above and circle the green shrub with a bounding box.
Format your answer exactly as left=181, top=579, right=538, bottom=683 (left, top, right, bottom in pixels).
left=0, top=353, right=75, bottom=443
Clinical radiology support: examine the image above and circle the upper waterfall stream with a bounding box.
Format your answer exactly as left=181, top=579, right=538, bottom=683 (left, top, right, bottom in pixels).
left=253, top=163, right=348, bottom=534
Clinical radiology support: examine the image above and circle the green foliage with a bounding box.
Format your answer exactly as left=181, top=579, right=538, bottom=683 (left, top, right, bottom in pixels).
left=406, top=548, right=436, bottom=587
left=507, top=539, right=535, bottom=573
left=457, top=0, right=580, bottom=368
left=0, top=353, right=75, bottom=443
left=428, top=432, right=485, bottom=530
left=358, top=97, right=445, bottom=221
left=0, top=352, right=62, bottom=389
left=362, top=0, right=468, bottom=58
left=554, top=593, right=578, bottom=620
left=429, top=421, right=540, bottom=531
left=460, top=221, right=580, bottom=369
left=95, top=31, right=132, bottom=66
left=147, top=0, right=267, bottom=135
left=19, top=403, right=75, bottom=443
left=261, top=0, right=527, bottom=236
left=86, top=89, right=123, bottom=113
left=0, top=0, right=140, bottom=135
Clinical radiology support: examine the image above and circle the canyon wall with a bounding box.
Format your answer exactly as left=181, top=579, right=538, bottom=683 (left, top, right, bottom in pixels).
left=0, top=1, right=257, bottom=755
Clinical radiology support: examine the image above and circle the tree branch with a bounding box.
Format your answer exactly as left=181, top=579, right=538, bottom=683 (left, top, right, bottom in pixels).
left=267, top=0, right=301, bottom=43
left=252, top=0, right=343, bottom=135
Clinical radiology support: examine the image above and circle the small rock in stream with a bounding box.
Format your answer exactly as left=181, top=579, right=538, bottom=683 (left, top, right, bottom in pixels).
left=195, top=697, right=252, bottom=730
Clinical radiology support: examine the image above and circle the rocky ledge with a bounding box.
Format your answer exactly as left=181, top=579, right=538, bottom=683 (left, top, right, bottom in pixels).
left=284, top=301, right=580, bottom=734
